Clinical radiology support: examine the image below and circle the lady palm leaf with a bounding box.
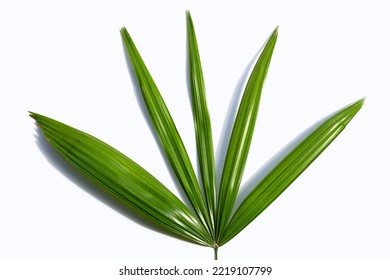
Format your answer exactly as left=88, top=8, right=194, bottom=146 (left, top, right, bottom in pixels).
left=187, top=11, right=217, bottom=238
left=31, top=11, right=364, bottom=259
left=216, top=26, right=278, bottom=240
left=219, top=98, right=364, bottom=245
left=120, top=27, right=213, bottom=236
left=30, top=112, right=213, bottom=246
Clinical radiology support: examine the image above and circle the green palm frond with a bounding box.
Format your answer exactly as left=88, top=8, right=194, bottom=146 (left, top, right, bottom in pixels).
left=216, top=26, right=278, bottom=240
left=30, top=11, right=364, bottom=259
left=30, top=112, right=213, bottom=247
left=120, top=26, right=213, bottom=238
left=219, top=98, right=364, bottom=245
left=187, top=11, right=217, bottom=240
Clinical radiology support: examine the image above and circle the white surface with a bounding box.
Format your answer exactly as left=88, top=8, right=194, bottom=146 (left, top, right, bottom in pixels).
left=1, top=0, right=389, bottom=260
left=1, top=260, right=390, bottom=280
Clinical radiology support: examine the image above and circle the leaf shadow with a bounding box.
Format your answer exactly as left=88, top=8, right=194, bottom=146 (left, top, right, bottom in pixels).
left=32, top=123, right=198, bottom=246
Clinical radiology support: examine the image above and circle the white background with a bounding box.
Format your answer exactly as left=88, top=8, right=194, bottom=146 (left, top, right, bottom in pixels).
left=1, top=0, right=389, bottom=261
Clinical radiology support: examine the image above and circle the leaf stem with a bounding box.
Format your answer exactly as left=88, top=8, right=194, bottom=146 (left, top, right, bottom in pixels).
left=214, top=245, right=218, bottom=260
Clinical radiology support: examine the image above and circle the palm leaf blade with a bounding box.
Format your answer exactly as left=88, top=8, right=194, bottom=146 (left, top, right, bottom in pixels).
left=220, top=98, right=364, bottom=245
left=187, top=11, right=216, bottom=235
left=30, top=112, right=213, bottom=246
left=216, top=27, right=278, bottom=239
left=120, top=27, right=213, bottom=235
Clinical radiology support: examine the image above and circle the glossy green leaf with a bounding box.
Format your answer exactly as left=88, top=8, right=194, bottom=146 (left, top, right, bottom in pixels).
left=187, top=11, right=216, bottom=237
left=120, top=27, right=213, bottom=235
left=30, top=112, right=213, bottom=247
left=31, top=12, right=365, bottom=259
left=219, top=98, right=364, bottom=245
left=216, top=27, right=278, bottom=239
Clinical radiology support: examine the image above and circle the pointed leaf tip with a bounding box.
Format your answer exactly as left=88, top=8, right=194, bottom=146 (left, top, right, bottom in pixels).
left=351, top=97, right=365, bottom=111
